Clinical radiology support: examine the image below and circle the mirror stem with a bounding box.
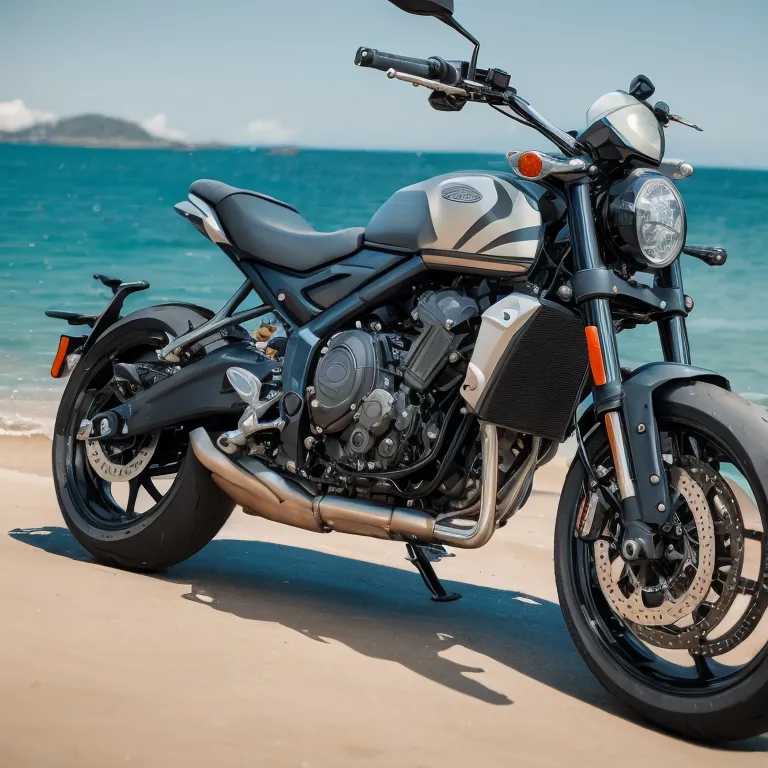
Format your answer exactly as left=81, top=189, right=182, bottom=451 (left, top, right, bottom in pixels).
left=441, top=16, right=479, bottom=80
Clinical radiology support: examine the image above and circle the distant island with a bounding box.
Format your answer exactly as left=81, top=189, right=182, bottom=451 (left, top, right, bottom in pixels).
left=0, top=113, right=227, bottom=150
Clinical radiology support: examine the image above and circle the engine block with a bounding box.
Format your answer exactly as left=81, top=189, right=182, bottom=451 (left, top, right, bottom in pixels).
left=308, top=289, right=479, bottom=476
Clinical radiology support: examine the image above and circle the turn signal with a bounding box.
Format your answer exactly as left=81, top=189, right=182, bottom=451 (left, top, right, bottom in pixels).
left=585, top=326, right=607, bottom=386
left=517, top=152, right=544, bottom=178
left=51, top=336, right=70, bottom=379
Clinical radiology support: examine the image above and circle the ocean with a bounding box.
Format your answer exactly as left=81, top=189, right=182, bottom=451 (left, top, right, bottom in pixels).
left=1, top=144, right=767, bottom=437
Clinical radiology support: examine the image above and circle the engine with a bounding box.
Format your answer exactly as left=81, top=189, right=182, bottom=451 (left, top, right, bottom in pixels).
left=308, top=289, right=480, bottom=477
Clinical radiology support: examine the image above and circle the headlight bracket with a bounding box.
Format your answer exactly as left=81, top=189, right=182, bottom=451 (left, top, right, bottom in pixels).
left=571, top=267, right=686, bottom=316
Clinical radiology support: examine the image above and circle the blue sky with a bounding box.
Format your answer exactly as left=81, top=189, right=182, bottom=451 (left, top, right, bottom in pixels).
left=1, top=0, right=766, bottom=167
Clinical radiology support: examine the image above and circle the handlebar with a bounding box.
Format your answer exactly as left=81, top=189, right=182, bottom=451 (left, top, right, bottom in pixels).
left=355, top=46, right=581, bottom=157
left=355, top=47, right=460, bottom=85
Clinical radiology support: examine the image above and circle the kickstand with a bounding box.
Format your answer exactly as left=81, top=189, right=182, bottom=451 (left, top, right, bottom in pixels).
left=405, top=543, right=461, bottom=602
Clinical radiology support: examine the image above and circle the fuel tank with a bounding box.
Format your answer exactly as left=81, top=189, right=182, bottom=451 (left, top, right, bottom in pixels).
left=365, top=171, right=563, bottom=275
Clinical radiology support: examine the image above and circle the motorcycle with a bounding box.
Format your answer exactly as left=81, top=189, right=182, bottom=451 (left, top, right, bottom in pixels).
left=46, top=0, right=768, bottom=741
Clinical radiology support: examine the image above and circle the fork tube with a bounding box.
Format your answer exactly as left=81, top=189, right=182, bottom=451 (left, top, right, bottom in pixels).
left=567, top=181, right=622, bottom=385
left=656, top=261, right=691, bottom=364
left=567, top=180, right=637, bottom=502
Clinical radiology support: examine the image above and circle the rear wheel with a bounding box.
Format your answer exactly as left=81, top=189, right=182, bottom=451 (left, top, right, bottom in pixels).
left=556, top=382, right=768, bottom=741
left=52, top=310, right=235, bottom=570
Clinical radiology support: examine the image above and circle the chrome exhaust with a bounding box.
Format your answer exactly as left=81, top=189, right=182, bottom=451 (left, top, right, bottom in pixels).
left=189, top=423, right=500, bottom=549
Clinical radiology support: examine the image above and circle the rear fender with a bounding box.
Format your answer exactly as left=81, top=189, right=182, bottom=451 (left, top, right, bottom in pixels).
left=55, top=303, right=260, bottom=439
left=577, top=362, right=730, bottom=524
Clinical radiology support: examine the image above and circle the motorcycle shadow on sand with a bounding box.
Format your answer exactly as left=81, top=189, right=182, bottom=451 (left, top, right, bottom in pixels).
left=9, top=525, right=768, bottom=750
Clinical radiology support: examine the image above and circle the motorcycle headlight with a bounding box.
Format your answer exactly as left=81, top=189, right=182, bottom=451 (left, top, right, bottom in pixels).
left=604, top=171, right=687, bottom=269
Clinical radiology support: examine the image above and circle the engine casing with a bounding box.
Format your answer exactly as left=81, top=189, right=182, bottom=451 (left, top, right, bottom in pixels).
left=309, top=290, right=480, bottom=474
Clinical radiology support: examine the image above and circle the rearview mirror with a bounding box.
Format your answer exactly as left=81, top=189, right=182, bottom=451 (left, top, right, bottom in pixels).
left=388, top=0, right=454, bottom=17
left=629, top=74, right=655, bottom=102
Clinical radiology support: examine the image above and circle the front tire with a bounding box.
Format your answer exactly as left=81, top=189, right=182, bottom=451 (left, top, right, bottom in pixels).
left=52, top=307, right=235, bottom=570
left=556, top=382, right=768, bottom=741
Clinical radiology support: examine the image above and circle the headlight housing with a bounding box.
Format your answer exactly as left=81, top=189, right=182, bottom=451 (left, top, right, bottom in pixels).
left=604, top=171, right=686, bottom=269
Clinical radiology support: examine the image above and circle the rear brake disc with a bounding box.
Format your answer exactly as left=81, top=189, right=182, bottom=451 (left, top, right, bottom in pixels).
left=85, top=434, right=159, bottom=482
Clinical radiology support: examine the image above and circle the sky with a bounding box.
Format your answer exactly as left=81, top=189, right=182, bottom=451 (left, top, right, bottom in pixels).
left=1, top=0, right=767, bottom=167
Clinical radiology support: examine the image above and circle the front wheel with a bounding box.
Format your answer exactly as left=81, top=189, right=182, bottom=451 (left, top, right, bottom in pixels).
left=52, top=309, right=235, bottom=570
left=556, top=382, right=768, bottom=742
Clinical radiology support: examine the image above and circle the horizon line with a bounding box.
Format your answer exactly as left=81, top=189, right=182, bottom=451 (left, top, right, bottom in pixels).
left=1, top=141, right=765, bottom=172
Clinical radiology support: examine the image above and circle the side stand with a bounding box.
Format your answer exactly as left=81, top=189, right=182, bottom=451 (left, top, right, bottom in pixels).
left=405, top=543, right=462, bottom=602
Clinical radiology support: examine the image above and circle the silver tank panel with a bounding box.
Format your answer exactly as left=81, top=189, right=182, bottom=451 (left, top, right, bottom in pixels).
left=365, top=171, right=551, bottom=276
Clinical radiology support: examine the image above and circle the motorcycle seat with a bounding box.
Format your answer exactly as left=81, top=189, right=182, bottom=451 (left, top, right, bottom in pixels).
left=189, top=179, right=365, bottom=272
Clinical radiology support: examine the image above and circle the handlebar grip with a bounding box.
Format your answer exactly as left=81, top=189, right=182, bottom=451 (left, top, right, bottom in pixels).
left=355, top=47, right=434, bottom=80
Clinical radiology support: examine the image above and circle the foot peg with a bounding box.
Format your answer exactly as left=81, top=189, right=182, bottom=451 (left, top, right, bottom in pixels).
left=406, top=543, right=461, bottom=602
left=217, top=368, right=284, bottom=453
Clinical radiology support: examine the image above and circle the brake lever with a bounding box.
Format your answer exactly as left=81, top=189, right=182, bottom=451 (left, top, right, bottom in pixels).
left=386, top=68, right=467, bottom=97
left=653, top=101, right=703, bottom=132
left=668, top=113, right=703, bottom=132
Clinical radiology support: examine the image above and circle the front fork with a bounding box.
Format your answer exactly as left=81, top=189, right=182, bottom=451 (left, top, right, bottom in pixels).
left=568, top=180, right=685, bottom=559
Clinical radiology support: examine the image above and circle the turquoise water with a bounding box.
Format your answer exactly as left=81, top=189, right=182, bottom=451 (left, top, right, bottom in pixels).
left=1, top=144, right=767, bottom=435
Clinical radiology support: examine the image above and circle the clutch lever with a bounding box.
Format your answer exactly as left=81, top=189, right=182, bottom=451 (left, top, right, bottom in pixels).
left=386, top=68, right=468, bottom=97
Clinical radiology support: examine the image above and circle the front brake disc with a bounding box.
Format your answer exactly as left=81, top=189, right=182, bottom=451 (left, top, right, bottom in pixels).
left=595, top=457, right=760, bottom=656
left=595, top=466, right=716, bottom=627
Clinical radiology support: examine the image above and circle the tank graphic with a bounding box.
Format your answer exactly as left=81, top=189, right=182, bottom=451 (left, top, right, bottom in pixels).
left=366, top=171, right=548, bottom=275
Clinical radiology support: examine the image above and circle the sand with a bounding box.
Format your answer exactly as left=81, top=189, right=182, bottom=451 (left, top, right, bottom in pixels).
left=1, top=436, right=767, bottom=767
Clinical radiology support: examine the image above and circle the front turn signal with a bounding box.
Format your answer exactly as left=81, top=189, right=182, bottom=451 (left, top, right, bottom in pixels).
left=516, top=152, right=544, bottom=178
left=507, top=150, right=588, bottom=181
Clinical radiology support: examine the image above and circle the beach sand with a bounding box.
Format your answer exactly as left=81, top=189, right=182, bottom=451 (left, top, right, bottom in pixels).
left=1, top=436, right=767, bottom=767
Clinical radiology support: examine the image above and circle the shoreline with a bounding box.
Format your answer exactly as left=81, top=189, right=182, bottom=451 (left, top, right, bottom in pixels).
left=0, top=435, right=52, bottom=476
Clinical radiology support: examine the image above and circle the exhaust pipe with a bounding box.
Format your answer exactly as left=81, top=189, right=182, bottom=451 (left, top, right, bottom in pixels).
left=189, top=425, right=499, bottom=549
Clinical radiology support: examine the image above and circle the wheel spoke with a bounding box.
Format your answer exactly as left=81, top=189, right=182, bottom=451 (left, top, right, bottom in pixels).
left=744, top=529, right=764, bottom=542
left=693, top=654, right=715, bottom=681
left=126, top=479, right=141, bottom=515
left=686, top=434, right=702, bottom=460
left=141, top=476, right=164, bottom=504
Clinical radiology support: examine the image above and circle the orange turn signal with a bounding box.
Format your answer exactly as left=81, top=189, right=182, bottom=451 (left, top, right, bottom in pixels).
left=585, top=326, right=607, bottom=386
left=517, top=152, right=543, bottom=178
left=51, top=336, right=70, bottom=379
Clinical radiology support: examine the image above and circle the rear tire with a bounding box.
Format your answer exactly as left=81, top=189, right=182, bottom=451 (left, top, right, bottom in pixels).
left=556, top=382, right=768, bottom=742
left=52, top=307, right=235, bottom=571
left=55, top=444, right=234, bottom=571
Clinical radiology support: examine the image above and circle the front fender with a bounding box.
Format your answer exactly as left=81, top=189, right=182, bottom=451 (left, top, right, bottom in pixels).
left=577, top=362, right=730, bottom=525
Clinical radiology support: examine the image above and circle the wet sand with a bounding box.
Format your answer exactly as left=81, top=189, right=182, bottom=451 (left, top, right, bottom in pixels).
left=1, top=438, right=766, bottom=767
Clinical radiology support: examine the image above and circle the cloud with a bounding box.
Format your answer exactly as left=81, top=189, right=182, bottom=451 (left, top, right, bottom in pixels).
left=247, top=118, right=296, bottom=146
left=0, top=99, right=55, bottom=133
left=140, top=113, right=186, bottom=142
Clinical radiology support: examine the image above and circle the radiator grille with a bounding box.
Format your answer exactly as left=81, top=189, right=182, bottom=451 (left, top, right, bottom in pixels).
left=477, top=302, right=589, bottom=441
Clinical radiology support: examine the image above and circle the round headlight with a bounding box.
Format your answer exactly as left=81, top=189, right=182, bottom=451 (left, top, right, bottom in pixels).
left=605, top=171, right=687, bottom=269
left=635, top=177, right=686, bottom=266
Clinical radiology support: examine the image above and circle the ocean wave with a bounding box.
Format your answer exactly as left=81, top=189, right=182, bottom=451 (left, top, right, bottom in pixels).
left=0, top=411, right=54, bottom=438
